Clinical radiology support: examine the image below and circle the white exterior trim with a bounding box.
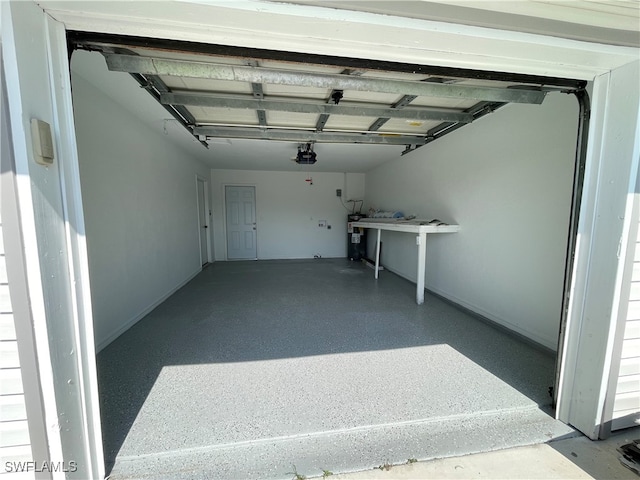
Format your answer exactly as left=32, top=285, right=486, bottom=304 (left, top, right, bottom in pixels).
left=41, top=0, right=638, bottom=79
left=1, top=35, right=52, bottom=480
left=1, top=1, right=638, bottom=473
left=43, top=16, right=104, bottom=475
left=557, top=60, right=640, bottom=438
left=2, top=2, right=104, bottom=476
left=1, top=4, right=66, bottom=476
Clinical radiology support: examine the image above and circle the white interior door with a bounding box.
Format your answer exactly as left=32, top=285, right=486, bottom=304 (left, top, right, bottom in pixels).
left=225, top=185, right=257, bottom=260
left=197, top=178, right=209, bottom=266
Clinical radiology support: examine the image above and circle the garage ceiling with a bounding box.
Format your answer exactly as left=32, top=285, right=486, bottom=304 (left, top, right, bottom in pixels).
left=70, top=32, right=586, bottom=171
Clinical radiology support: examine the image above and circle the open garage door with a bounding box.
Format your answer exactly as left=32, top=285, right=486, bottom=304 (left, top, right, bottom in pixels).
left=68, top=33, right=589, bottom=479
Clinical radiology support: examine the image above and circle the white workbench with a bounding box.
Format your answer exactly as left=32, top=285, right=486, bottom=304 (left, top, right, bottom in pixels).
left=351, top=220, right=460, bottom=305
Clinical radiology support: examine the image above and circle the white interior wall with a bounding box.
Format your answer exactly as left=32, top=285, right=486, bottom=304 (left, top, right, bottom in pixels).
left=71, top=72, right=211, bottom=351
left=211, top=169, right=365, bottom=260
left=365, top=93, right=578, bottom=350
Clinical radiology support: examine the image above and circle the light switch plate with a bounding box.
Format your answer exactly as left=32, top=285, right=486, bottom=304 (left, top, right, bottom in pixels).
left=31, top=119, right=55, bottom=165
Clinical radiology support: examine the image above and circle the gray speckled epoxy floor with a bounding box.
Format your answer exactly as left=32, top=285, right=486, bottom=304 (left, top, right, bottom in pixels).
left=98, top=259, right=574, bottom=479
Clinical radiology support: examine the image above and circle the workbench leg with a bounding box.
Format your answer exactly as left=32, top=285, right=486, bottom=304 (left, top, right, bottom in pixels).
left=374, top=228, right=381, bottom=280
left=416, top=232, right=427, bottom=304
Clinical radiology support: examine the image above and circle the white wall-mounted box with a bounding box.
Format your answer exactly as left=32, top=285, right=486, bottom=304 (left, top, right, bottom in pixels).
left=30, top=119, right=54, bottom=165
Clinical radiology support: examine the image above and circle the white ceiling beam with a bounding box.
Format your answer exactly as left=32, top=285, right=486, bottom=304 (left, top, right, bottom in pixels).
left=160, top=92, right=474, bottom=123
left=193, top=126, right=427, bottom=144
left=105, top=54, right=547, bottom=104
left=369, top=94, right=419, bottom=131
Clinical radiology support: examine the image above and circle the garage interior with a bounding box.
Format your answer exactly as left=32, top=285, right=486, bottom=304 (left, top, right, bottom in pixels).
left=68, top=33, right=583, bottom=479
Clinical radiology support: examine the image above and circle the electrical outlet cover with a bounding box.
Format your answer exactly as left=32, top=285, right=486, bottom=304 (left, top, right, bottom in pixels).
left=31, top=119, right=55, bottom=165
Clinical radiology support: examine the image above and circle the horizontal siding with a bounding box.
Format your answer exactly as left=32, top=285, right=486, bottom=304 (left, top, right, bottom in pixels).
left=619, top=357, right=640, bottom=377
left=0, top=260, right=5, bottom=286
left=633, top=257, right=640, bottom=276
left=0, top=285, right=11, bottom=314
left=0, top=341, right=20, bottom=369
left=0, top=220, right=33, bottom=470
left=0, top=395, right=27, bottom=422
left=0, top=444, right=33, bottom=464
left=0, top=420, right=30, bottom=448
left=0, top=314, right=16, bottom=341
left=612, top=222, right=640, bottom=430
left=614, top=388, right=640, bottom=412
left=0, top=444, right=35, bottom=479
left=0, top=472, right=36, bottom=479
left=0, top=369, right=23, bottom=396
left=626, top=300, right=640, bottom=320
left=616, top=374, right=640, bottom=395
left=621, top=338, right=640, bottom=359
left=625, top=319, right=640, bottom=340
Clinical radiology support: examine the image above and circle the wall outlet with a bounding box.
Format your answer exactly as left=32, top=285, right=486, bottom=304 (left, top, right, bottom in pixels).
left=336, top=189, right=342, bottom=197
left=318, top=220, right=327, bottom=228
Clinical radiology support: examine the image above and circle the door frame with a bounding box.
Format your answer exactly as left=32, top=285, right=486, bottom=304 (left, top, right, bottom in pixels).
left=196, top=175, right=211, bottom=266
left=223, top=183, right=258, bottom=261
left=555, top=62, right=640, bottom=438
